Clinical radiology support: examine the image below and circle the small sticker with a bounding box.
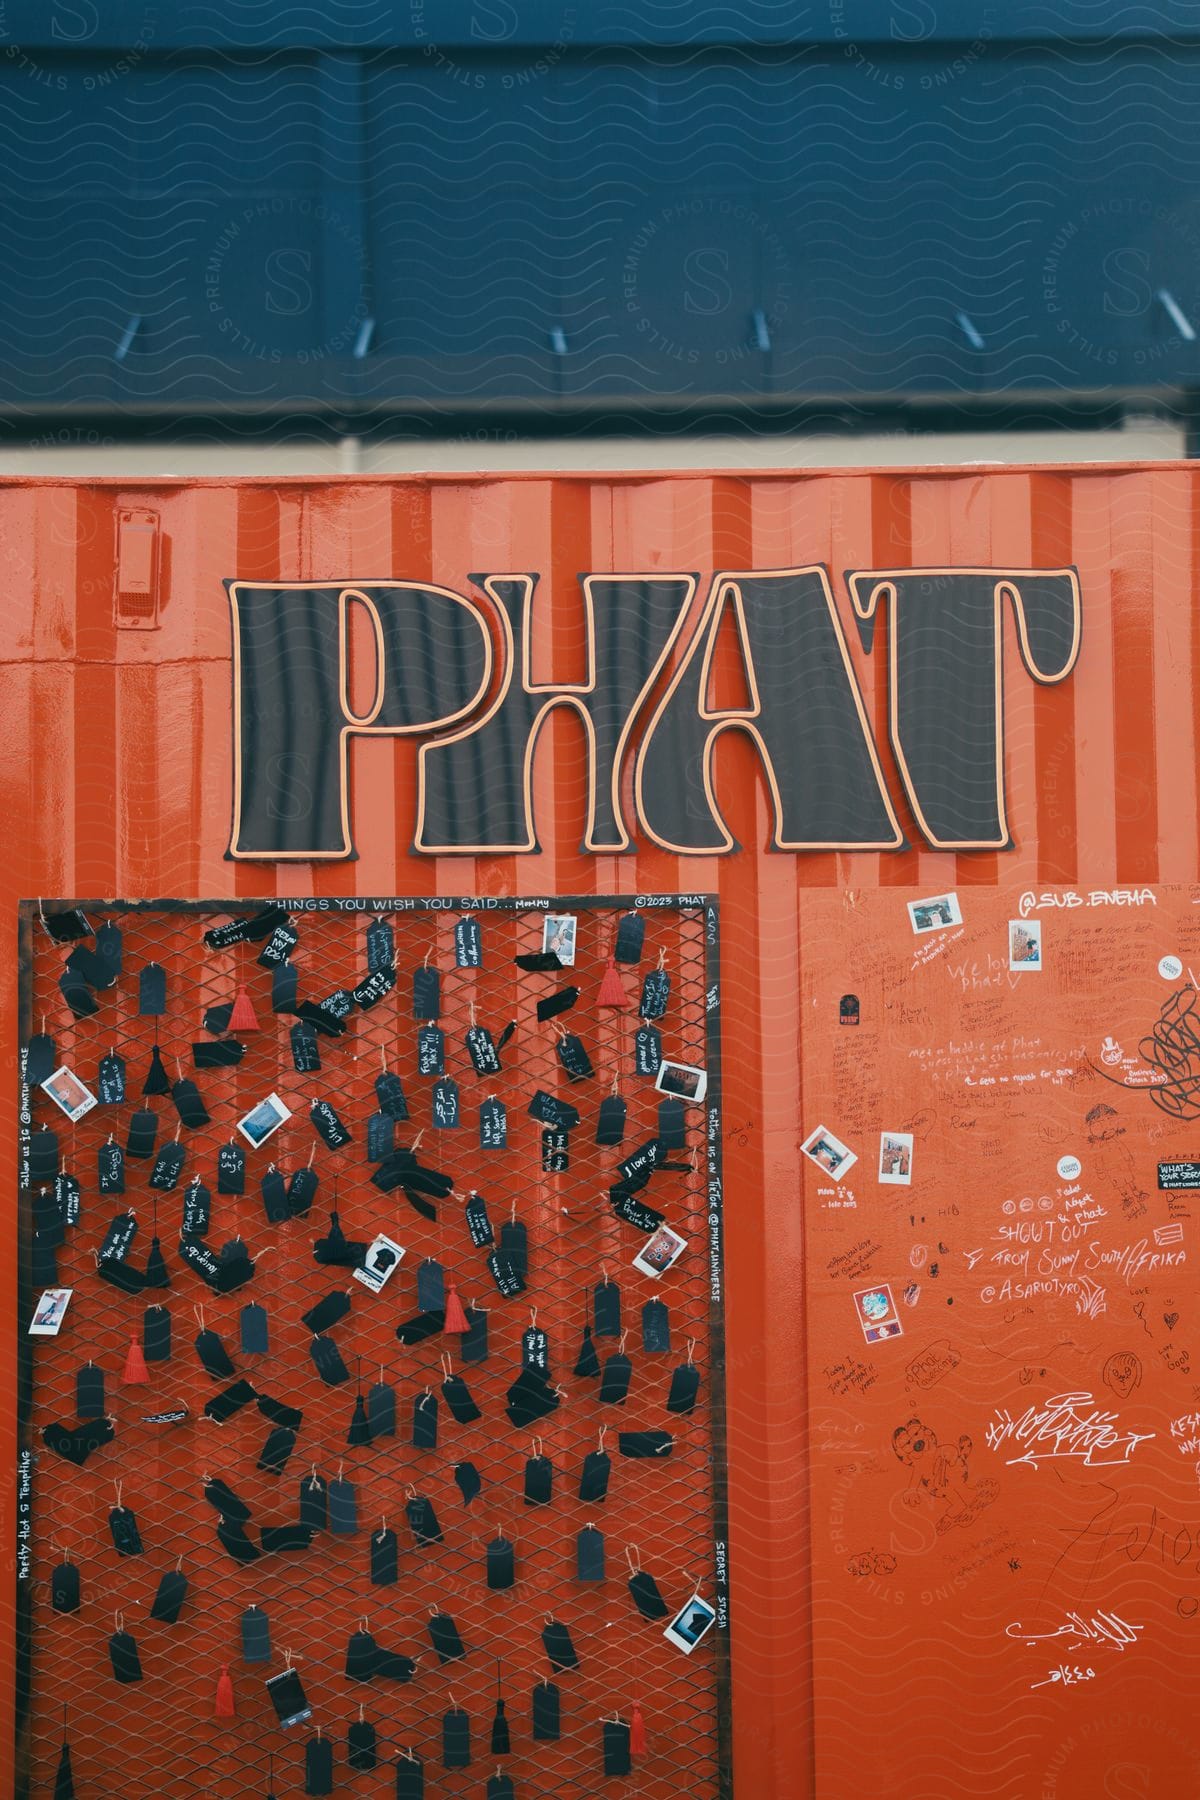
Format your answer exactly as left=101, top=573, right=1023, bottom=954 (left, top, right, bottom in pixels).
left=1057, top=1154, right=1082, bottom=1181
left=907, top=893, right=962, bottom=935
left=853, top=1283, right=903, bottom=1344
left=1159, top=955, right=1184, bottom=980
left=353, top=1233, right=406, bottom=1294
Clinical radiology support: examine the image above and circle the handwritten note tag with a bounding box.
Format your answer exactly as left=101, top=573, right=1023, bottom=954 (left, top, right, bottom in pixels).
left=556, top=1033, right=594, bottom=1081
left=464, top=1189, right=495, bottom=1247
left=432, top=1078, right=460, bottom=1129
left=217, top=1141, right=245, bottom=1194
left=488, top=1250, right=525, bottom=1297
left=479, top=1098, right=507, bottom=1149
left=98, top=1140, right=125, bottom=1194
left=150, top=1140, right=186, bottom=1191
left=639, top=966, right=670, bottom=1020
left=98, top=1052, right=126, bottom=1104
left=634, top=1024, right=662, bottom=1076
left=290, top=1024, right=321, bottom=1074
left=465, top=1025, right=501, bottom=1076
left=310, top=1100, right=351, bottom=1149
left=454, top=915, right=482, bottom=967
left=181, top=1178, right=211, bottom=1238
left=375, top=1070, right=409, bottom=1121
left=257, top=920, right=298, bottom=967
left=541, top=1129, right=569, bottom=1173
left=366, top=918, right=395, bottom=973
left=418, top=1025, right=445, bottom=1076
left=55, top=1170, right=80, bottom=1226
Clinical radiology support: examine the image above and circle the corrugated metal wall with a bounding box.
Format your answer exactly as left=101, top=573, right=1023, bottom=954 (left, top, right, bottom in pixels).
left=0, top=465, right=1191, bottom=1799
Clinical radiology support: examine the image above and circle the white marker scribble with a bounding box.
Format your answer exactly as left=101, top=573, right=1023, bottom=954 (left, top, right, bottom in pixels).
left=985, top=1392, right=1155, bottom=1468
left=1006, top=1611, right=1144, bottom=1653
left=1031, top=1663, right=1096, bottom=1690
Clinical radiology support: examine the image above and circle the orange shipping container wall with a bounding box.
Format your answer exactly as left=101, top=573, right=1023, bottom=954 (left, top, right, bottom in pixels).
left=1, top=464, right=1198, bottom=1800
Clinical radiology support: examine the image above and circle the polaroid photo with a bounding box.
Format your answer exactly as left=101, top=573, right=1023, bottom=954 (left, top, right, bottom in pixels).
left=878, top=1131, right=913, bottom=1186
left=907, top=893, right=963, bottom=935
left=632, top=1223, right=687, bottom=1280
left=663, top=1593, right=717, bottom=1655
left=265, top=1666, right=311, bottom=1729
left=542, top=913, right=578, bottom=967
left=654, top=1058, right=707, bottom=1104
left=853, top=1283, right=904, bottom=1344
left=1009, top=918, right=1043, bottom=971
left=29, top=1288, right=72, bottom=1336
left=40, top=1066, right=96, bottom=1123
left=800, top=1125, right=857, bottom=1180
left=236, top=1092, right=292, bottom=1148
left=353, top=1232, right=407, bottom=1294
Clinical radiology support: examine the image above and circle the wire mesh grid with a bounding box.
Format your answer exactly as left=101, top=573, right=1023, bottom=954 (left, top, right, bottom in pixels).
left=17, top=897, right=728, bottom=1800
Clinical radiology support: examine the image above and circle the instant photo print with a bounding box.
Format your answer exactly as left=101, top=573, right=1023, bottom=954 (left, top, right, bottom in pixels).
left=906, top=893, right=963, bottom=935
left=632, top=1223, right=687, bottom=1279
left=236, top=1092, right=292, bottom=1148
left=663, top=1593, right=717, bottom=1655
left=353, top=1232, right=406, bottom=1294
left=800, top=1125, right=857, bottom=1179
left=542, top=912, right=578, bottom=965
left=29, top=1288, right=72, bottom=1336
left=40, top=1066, right=96, bottom=1123
left=654, top=1059, right=707, bottom=1103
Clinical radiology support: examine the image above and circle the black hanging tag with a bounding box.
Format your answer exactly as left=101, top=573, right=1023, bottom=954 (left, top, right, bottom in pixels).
left=348, top=1716, right=377, bottom=1772
left=366, top=917, right=395, bottom=973
left=310, top=1099, right=351, bottom=1149
left=505, top=1367, right=560, bottom=1428
left=287, top=1166, right=319, bottom=1217
left=556, top=1032, right=594, bottom=1081
left=396, top=1752, right=425, bottom=1800
left=515, top=949, right=561, bottom=971
left=34, top=1187, right=64, bottom=1248
left=40, top=906, right=90, bottom=943
left=26, top=1031, right=57, bottom=1087
left=574, top=1323, right=601, bottom=1378
left=258, top=1393, right=301, bottom=1429
left=395, top=1310, right=447, bottom=1346
left=375, top=1068, right=408, bottom=1120
left=352, top=967, right=395, bottom=1010
left=143, top=1305, right=171, bottom=1362
left=94, top=919, right=123, bottom=979
left=541, top=1128, right=569, bottom=1173
left=524, top=1452, right=553, bottom=1505
left=203, top=907, right=287, bottom=951
left=52, top=1558, right=81, bottom=1614
left=464, top=1189, right=495, bottom=1247
left=634, top=1023, right=662, bottom=1075
left=461, top=1306, right=489, bottom=1363
left=667, top=1360, right=702, bottom=1414
left=368, top=1380, right=395, bottom=1439
left=77, top=1362, right=105, bottom=1417
left=405, top=1491, right=443, bottom=1546
left=417, top=1024, right=445, bottom=1075
left=642, top=1298, right=671, bottom=1352
left=150, top=1139, right=186, bottom=1191
left=536, top=985, right=579, bottom=1022
left=298, top=1473, right=327, bottom=1531
left=109, top=1502, right=144, bottom=1556
left=345, top=1623, right=379, bottom=1680
left=143, top=1231, right=170, bottom=1286
left=180, top=1178, right=211, bottom=1238
left=203, top=1002, right=234, bottom=1035
left=465, top=1024, right=500, bottom=1076
left=315, top=1209, right=368, bottom=1265
left=488, top=1251, right=524, bottom=1298
left=301, top=1290, right=350, bottom=1334
left=240, top=1301, right=269, bottom=1355
left=443, top=1706, right=472, bottom=1769
left=55, top=1170, right=80, bottom=1226
left=203, top=1474, right=251, bottom=1521
left=347, top=1392, right=371, bottom=1446
left=442, top=1373, right=481, bottom=1425
left=294, top=998, right=347, bottom=1039
left=290, top=1023, right=320, bottom=1074
left=97, top=1051, right=125, bottom=1104
left=241, top=1605, right=271, bottom=1662
left=532, top=1679, right=561, bottom=1740
left=317, top=987, right=355, bottom=1023
left=417, top=1258, right=445, bottom=1310
left=29, top=1128, right=59, bottom=1184
left=579, top=1447, right=611, bottom=1501
left=618, top=1138, right=663, bottom=1187
left=194, top=1325, right=234, bottom=1378
left=412, top=1391, right=439, bottom=1450
left=59, top=968, right=98, bottom=1018
left=257, top=919, right=298, bottom=967
left=576, top=1524, right=605, bottom=1580
left=428, top=1611, right=466, bottom=1663
left=629, top=1567, right=669, bottom=1619
left=610, top=1186, right=664, bottom=1233
left=310, top=1335, right=351, bottom=1386
left=603, top=1719, right=632, bottom=1777
left=191, top=1038, right=244, bottom=1070
left=541, top=1618, right=578, bottom=1672
left=491, top=1699, right=511, bottom=1757
left=217, top=1141, right=245, bottom=1195
left=272, top=960, right=299, bottom=1013
left=109, top=1628, right=143, bottom=1683
left=657, top=1097, right=687, bottom=1149
left=454, top=915, right=482, bottom=967
left=366, top=1111, right=395, bottom=1163
left=126, top=1110, right=157, bottom=1160
left=639, top=962, right=670, bottom=1019
left=99, top=1211, right=137, bottom=1262
left=370, top=1525, right=398, bottom=1585
left=412, top=962, right=441, bottom=1018
left=432, top=1077, right=460, bottom=1128
left=528, top=1090, right=581, bottom=1129
left=65, top=943, right=113, bottom=992
left=596, top=1094, right=627, bottom=1145
left=486, top=1533, right=515, bottom=1589
left=618, top=1428, right=674, bottom=1458
left=261, top=1166, right=288, bottom=1224
left=599, top=1350, right=633, bottom=1404
left=327, top=1474, right=358, bottom=1534
left=204, top=1378, right=258, bottom=1422
left=594, top=1279, right=621, bottom=1337
left=614, top=912, right=645, bottom=963
left=479, top=1097, right=506, bottom=1149
left=522, top=1324, right=550, bottom=1373
left=172, top=1077, right=210, bottom=1128
left=138, top=962, right=167, bottom=1015
left=305, top=1733, right=333, bottom=1796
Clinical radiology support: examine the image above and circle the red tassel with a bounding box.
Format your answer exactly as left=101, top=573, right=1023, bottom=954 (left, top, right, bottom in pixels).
left=122, top=1337, right=149, bottom=1384
left=597, top=958, right=628, bottom=1009
left=215, top=1665, right=235, bottom=1719
left=630, top=1702, right=646, bottom=1756
left=443, top=1283, right=469, bottom=1333
left=228, top=984, right=258, bottom=1032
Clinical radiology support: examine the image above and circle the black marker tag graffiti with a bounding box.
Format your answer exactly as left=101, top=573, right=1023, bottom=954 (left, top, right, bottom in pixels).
left=366, top=1112, right=395, bottom=1163
left=352, top=968, right=394, bottom=1010
left=454, top=915, right=482, bottom=967
left=556, top=1033, right=593, bottom=1081
left=98, top=1141, right=125, bottom=1194
left=99, top=1212, right=137, bottom=1262
left=181, top=1179, right=211, bottom=1238
left=310, top=1100, right=351, bottom=1149
left=432, top=1078, right=460, bottom=1129
left=614, top=912, right=645, bottom=963
left=287, top=1167, right=318, bottom=1216
left=55, top=1170, right=80, bottom=1226
left=488, top=1251, right=525, bottom=1297
left=375, top=1070, right=409, bottom=1120
left=418, top=1025, right=445, bottom=1076
left=290, top=1024, right=321, bottom=1074
left=412, top=964, right=440, bottom=1018
left=465, top=1025, right=500, bottom=1076
left=150, top=1140, right=186, bottom=1191
left=618, top=1139, right=663, bottom=1186
left=464, top=1189, right=495, bottom=1247
left=217, top=1142, right=245, bottom=1195
left=639, top=967, right=670, bottom=1019
left=366, top=919, right=395, bottom=973
left=642, top=1298, right=671, bottom=1352
left=634, top=1024, right=662, bottom=1076
left=610, top=1186, right=664, bottom=1233
left=541, top=1129, right=569, bottom=1173
left=595, top=1095, right=627, bottom=1145
left=257, top=920, right=298, bottom=967
left=98, top=1053, right=126, bottom=1104
left=522, top=1327, right=550, bottom=1373
left=479, top=1098, right=507, bottom=1149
